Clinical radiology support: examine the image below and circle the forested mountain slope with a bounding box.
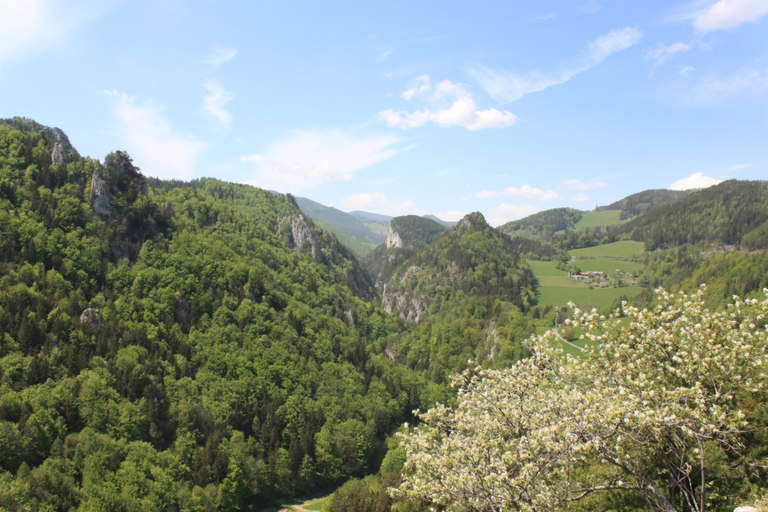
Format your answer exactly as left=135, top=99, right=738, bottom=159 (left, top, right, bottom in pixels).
left=362, top=215, right=447, bottom=288
left=379, top=213, right=536, bottom=324
left=604, top=188, right=692, bottom=220
left=612, top=180, right=768, bottom=250
left=0, top=120, right=448, bottom=510
left=146, top=177, right=376, bottom=301
left=293, top=196, right=388, bottom=257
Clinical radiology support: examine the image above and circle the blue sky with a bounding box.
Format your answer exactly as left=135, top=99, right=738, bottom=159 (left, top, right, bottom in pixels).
left=1, top=0, right=766, bottom=225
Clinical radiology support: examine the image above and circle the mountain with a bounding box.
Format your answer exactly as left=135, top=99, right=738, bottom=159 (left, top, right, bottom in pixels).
left=377, top=212, right=536, bottom=324
left=348, top=210, right=393, bottom=222
left=362, top=215, right=447, bottom=287
left=611, top=180, right=768, bottom=250
left=604, top=188, right=693, bottom=220
left=423, top=214, right=456, bottom=228
left=293, top=196, right=388, bottom=257
left=0, top=119, right=445, bottom=508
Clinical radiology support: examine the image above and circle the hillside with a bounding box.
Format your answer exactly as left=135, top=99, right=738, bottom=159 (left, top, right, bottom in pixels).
left=612, top=180, right=768, bottom=250
left=362, top=215, right=447, bottom=287
left=604, top=188, right=692, bottom=220
left=294, top=196, right=388, bottom=257
left=378, top=212, right=536, bottom=324
left=0, top=120, right=449, bottom=509
left=498, top=207, right=583, bottom=242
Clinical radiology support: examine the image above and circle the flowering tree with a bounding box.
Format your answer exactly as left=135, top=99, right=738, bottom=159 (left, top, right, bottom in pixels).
left=392, top=288, right=768, bottom=512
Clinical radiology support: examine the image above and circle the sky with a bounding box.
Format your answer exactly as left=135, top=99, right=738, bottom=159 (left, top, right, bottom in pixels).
left=1, top=0, right=767, bottom=226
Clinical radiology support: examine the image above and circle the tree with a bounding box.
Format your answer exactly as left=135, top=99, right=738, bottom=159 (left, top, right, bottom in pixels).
left=392, top=287, right=768, bottom=512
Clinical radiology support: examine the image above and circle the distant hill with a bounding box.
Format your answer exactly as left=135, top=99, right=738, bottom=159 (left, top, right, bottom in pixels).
left=424, top=214, right=457, bottom=228
left=349, top=210, right=393, bottom=222
left=363, top=215, right=447, bottom=286
left=294, top=196, right=388, bottom=257
left=378, top=212, right=536, bottom=323
left=498, top=207, right=583, bottom=242
left=605, top=189, right=693, bottom=220
left=612, top=180, right=768, bottom=250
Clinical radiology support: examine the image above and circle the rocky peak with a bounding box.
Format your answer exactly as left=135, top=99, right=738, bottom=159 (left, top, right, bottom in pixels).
left=456, top=212, right=489, bottom=232
left=91, top=151, right=148, bottom=219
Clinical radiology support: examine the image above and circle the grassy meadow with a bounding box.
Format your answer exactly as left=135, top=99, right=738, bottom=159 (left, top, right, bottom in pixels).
left=528, top=259, right=644, bottom=309
left=573, top=210, right=627, bottom=230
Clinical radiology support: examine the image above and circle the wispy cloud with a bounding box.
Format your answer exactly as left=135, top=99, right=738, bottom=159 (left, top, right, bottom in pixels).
left=680, top=65, right=696, bottom=75
left=560, top=178, right=607, bottom=190
left=644, top=42, right=692, bottom=68
left=695, top=68, right=768, bottom=98
left=105, top=90, right=207, bottom=180
left=203, top=79, right=234, bottom=129
left=571, top=193, right=592, bottom=202
left=342, top=192, right=427, bottom=216
left=244, top=130, right=403, bottom=192
left=727, top=163, right=753, bottom=171
left=669, top=172, right=722, bottom=190
left=473, top=27, right=643, bottom=104
left=486, top=204, right=540, bottom=227
left=693, top=0, right=768, bottom=32
left=475, top=190, right=498, bottom=198
left=502, top=185, right=560, bottom=201
left=380, top=76, right=517, bottom=131
left=0, top=0, right=105, bottom=67
left=199, top=45, right=237, bottom=65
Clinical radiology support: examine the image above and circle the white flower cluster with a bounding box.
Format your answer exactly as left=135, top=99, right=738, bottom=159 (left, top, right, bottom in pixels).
left=392, top=287, right=768, bottom=512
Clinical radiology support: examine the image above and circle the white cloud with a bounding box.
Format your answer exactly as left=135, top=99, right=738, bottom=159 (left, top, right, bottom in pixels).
left=380, top=76, right=518, bottom=131
left=560, top=178, right=607, bottom=190
left=694, top=0, right=768, bottom=32
left=486, top=203, right=540, bottom=226
left=0, top=0, right=105, bottom=66
left=203, top=79, right=234, bottom=129
left=669, top=172, right=723, bottom=190
left=475, top=190, right=498, bottom=198
left=644, top=42, right=692, bottom=67
left=696, top=69, right=768, bottom=96
left=502, top=184, right=560, bottom=201
left=474, top=27, right=643, bottom=104
left=680, top=65, right=696, bottom=75
left=245, top=130, right=403, bottom=192
left=105, top=90, right=208, bottom=180
left=342, top=192, right=427, bottom=216
left=727, top=163, right=753, bottom=171
left=571, top=193, right=592, bottom=202
left=199, top=45, right=237, bottom=65
left=436, top=210, right=467, bottom=222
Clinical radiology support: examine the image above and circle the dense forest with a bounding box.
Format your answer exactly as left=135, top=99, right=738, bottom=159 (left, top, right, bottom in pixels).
left=2, top=117, right=768, bottom=512
left=604, top=188, right=692, bottom=219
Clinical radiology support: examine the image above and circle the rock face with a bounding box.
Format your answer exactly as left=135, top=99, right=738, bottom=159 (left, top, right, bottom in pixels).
left=386, top=226, right=403, bottom=248
left=50, top=142, right=69, bottom=166
left=80, top=308, right=101, bottom=326
left=278, top=214, right=322, bottom=262
left=734, top=507, right=760, bottom=512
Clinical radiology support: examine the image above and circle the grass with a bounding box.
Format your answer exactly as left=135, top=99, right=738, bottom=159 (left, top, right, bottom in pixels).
left=529, top=260, right=644, bottom=309
left=302, top=496, right=329, bottom=511
left=576, top=259, right=644, bottom=274
left=569, top=241, right=645, bottom=259
left=574, top=210, right=626, bottom=230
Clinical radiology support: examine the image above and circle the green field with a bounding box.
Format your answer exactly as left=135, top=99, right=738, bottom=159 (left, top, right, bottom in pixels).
left=569, top=240, right=645, bottom=259
left=574, top=210, right=626, bottom=230
left=576, top=259, right=644, bottom=274
left=529, top=260, right=644, bottom=309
